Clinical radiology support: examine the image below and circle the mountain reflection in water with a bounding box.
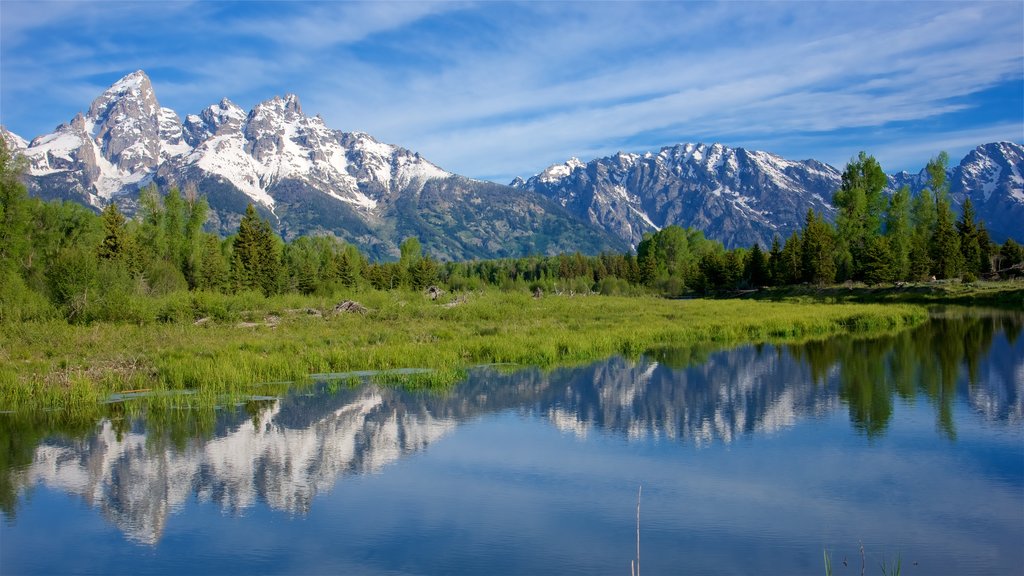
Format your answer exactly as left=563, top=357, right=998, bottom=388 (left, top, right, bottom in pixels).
left=2, top=309, right=1021, bottom=546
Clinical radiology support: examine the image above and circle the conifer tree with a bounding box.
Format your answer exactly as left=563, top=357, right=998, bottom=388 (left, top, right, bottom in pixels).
left=767, top=236, right=783, bottom=286
left=97, top=203, right=128, bottom=261
left=884, top=186, right=911, bottom=280
left=799, top=209, right=836, bottom=286
left=931, top=196, right=963, bottom=280
left=833, top=152, right=887, bottom=280
left=745, top=243, right=769, bottom=288
left=909, top=189, right=936, bottom=279
left=779, top=231, right=803, bottom=285
left=0, top=139, right=29, bottom=271
left=231, top=204, right=281, bottom=295
left=956, top=197, right=982, bottom=277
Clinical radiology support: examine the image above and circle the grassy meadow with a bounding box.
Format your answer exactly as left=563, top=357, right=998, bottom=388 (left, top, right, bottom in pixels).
left=0, top=289, right=928, bottom=414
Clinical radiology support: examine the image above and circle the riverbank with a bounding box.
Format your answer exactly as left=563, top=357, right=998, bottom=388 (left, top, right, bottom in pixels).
left=744, top=279, right=1024, bottom=307
left=1, top=291, right=928, bottom=412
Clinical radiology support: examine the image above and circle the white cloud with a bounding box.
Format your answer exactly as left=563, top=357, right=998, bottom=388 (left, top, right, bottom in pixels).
left=1, top=1, right=1020, bottom=180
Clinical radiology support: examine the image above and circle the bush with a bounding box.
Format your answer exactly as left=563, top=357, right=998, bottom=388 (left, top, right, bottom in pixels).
left=0, top=269, right=57, bottom=323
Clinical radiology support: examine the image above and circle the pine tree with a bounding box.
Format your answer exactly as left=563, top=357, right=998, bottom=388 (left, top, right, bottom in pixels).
left=977, top=222, right=993, bottom=275
left=884, top=186, right=911, bottom=280
left=767, top=236, right=783, bottom=286
left=779, top=231, right=803, bottom=285
left=956, top=197, right=982, bottom=277
left=97, top=203, right=128, bottom=261
left=0, top=139, right=29, bottom=271
left=931, top=196, right=963, bottom=280
left=833, top=152, right=887, bottom=280
left=800, top=209, right=836, bottom=286
left=908, top=188, right=936, bottom=280
left=231, top=204, right=281, bottom=295
left=861, top=235, right=894, bottom=285
left=745, top=243, right=769, bottom=288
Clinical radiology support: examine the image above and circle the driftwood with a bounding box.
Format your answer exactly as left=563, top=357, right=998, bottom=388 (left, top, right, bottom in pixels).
left=426, top=285, right=445, bottom=300
left=333, top=300, right=368, bottom=315
left=443, top=294, right=469, bottom=308
left=236, top=315, right=279, bottom=328
left=284, top=307, right=323, bottom=317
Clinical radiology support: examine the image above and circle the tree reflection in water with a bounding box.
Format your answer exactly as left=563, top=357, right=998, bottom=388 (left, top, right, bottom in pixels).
left=1, top=308, right=1020, bottom=542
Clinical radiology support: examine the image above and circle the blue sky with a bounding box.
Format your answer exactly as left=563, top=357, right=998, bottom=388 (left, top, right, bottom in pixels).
left=2, top=1, right=1021, bottom=183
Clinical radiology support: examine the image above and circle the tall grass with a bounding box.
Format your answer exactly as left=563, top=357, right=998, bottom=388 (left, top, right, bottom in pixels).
left=1, top=289, right=928, bottom=412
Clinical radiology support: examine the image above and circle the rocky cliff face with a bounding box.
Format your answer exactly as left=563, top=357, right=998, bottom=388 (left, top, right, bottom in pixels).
left=2, top=71, right=623, bottom=260
left=516, top=142, right=1024, bottom=249
left=513, top=143, right=841, bottom=249
left=3, top=70, right=1020, bottom=255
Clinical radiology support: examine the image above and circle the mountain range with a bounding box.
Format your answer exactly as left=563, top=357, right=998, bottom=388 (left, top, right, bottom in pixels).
left=2, top=70, right=1021, bottom=257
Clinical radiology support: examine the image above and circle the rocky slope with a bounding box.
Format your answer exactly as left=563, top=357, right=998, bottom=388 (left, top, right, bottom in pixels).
left=515, top=142, right=1024, bottom=248
left=2, top=71, right=623, bottom=260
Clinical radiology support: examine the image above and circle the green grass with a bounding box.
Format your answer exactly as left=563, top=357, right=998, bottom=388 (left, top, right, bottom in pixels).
left=0, top=289, right=928, bottom=412
left=749, top=279, right=1024, bottom=307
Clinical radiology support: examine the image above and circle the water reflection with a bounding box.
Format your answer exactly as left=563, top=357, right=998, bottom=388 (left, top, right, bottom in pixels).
left=2, top=309, right=1021, bottom=545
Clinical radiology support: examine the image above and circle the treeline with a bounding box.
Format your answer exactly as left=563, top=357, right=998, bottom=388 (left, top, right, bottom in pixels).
left=2, top=140, right=1023, bottom=324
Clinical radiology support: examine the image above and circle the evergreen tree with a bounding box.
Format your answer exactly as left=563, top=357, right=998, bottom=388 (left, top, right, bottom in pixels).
left=195, top=234, right=228, bottom=292
left=779, top=231, right=803, bottom=285
left=884, top=186, right=911, bottom=280
left=409, top=256, right=439, bottom=290
left=956, top=197, right=982, bottom=277
left=977, top=222, right=993, bottom=275
left=97, top=203, right=128, bottom=261
left=908, top=188, right=936, bottom=279
left=800, top=209, right=836, bottom=286
left=931, top=196, right=963, bottom=280
left=861, top=235, right=895, bottom=285
left=745, top=243, right=769, bottom=288
left=231, top=204, right=281, bottom=295
left=833, top=152, right=887, bottom=280
left=767, top=236, right=783, bottom=286
left=0, top=139, right=29, bottom=271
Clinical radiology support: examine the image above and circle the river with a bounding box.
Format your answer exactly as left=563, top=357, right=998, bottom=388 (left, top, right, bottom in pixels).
left=1, top=308, right=1021, bottom=575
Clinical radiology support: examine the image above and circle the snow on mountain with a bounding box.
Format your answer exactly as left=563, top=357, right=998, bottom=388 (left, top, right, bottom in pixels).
left=517, top=141, right=1024, bottom=248
left=0, top=126, right=28, bottom=151
left=887, top=142, right=1024, bottom=243
left=515, top=142, right=841, bottom=249
left=6, top=70, right=619, bottom=260
left=7, top=70, right=454, bottom=214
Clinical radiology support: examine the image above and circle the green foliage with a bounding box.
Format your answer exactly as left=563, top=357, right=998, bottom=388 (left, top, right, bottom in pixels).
left=931, top=195, right=963, bottom=279
left=0, top=139, right=30, bottom=271
left=46, top=245, right=99, bottom=322
left=908, top=187, right=935, bottom=280
left=745, top=242, right=770, bottom=288
left=956, top=197, right=982, bottom=277
left=231, top=204, right=281, bottom=295
left=801, top=209, right=836, bottom=286
left=884, top=186, right=911, bottom=280
left=834, top=152, right=887, bottom=280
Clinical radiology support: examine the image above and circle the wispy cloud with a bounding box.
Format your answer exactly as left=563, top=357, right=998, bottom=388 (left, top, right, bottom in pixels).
left=1, top=1, right=1020, bottom=180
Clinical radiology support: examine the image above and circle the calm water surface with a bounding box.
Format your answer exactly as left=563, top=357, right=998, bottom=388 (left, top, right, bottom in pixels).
left=1, top=309, right=1022, bottom=575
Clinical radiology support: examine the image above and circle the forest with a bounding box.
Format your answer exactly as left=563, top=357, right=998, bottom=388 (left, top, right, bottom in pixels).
left=1, top=140, right=1022, bottom=326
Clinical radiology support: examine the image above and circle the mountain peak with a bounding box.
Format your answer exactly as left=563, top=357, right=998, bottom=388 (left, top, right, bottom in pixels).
left=109, top=70, right=151, bottom=92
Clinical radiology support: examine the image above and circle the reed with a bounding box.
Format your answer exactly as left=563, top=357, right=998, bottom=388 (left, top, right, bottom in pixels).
left=1, top=289, right=928, bottom=411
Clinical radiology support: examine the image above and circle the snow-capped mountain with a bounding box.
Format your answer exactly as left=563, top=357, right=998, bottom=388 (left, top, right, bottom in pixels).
left=889, top=142, right=1024, bottom=244
left=513, top=143, right=841, bottom=249
left=2, top=71, right=622, bottom=260
left=4, top=70, right=1020, bottom=255
left=515, top=142, right=1024, bottom=249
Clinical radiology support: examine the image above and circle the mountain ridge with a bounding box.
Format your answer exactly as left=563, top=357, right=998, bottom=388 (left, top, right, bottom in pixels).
left=515, top=141, right=1024, bottom=248
left=2, top=71, right=624, bottom=260
left=3, top=70, right=1021, bottom=256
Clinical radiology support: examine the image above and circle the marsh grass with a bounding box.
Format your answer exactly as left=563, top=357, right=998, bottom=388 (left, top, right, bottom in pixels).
left=1, top=290, right=928, bottom=411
